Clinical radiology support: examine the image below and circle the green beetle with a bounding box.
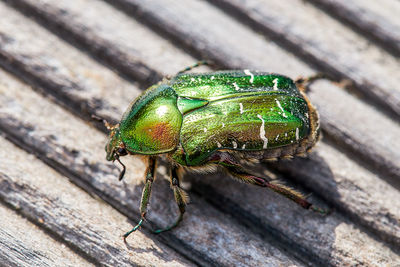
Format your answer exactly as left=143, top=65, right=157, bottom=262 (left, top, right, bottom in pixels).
left=103, top=66, right=321, bottom=238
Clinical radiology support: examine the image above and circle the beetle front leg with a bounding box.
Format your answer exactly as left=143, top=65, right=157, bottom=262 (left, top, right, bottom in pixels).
left=123, top=156, right=156, bottom=239
left=153, top=166, right=188, bottom=234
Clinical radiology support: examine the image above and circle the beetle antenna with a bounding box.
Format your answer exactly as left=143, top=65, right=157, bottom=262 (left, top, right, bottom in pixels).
left=115, top=155, right=126, bottom=181
left=91, top=114, right=113, bottom=130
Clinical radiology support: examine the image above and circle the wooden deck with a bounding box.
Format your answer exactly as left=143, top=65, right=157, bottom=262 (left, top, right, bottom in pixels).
left=0, top=0, right=399, bottom=266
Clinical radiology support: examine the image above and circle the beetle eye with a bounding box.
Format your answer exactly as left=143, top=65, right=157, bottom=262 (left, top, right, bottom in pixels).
left=117, top=147, right=128, bottom=156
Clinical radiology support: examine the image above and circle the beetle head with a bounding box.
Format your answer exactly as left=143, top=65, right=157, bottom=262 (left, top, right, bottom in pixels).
left=91, top=114, right=128, bottom=180
left=105, top=126, right=124, bottom=161
left=105, top=126, right=128, bottom=181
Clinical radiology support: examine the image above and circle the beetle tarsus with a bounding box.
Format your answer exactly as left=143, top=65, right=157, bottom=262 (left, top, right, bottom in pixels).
left=154, top=166, right=187, bottom=234
left=310, top=205, right=330, bottom=215
left=176, top=60, right=211, bottom=75
left=123, top=218, right=144, bottom=239
left=153, top=213, right=184, bottom=234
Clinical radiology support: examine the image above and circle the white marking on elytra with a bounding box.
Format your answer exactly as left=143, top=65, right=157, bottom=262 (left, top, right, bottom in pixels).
left=275, top=134, right=280, bottom=141
left=217, top=141, right=222, bottom=148
left=233, top=82, right=240, bottom=90
left=203, top=128, right=207, bottom=133
left=257, top=114, right=268, bottom=149
left=232, top=141, right=238, bottom=149
left=244, top=69, right=254, bottom=83
left=273, top=78, right=279, bottom=90
left=295, top=128, right=299, bottom=141
left=242, top=144, right=246, bottom=149
left=275, top=99, right=288, bottom=118
left=239, top=103, right=244, bottom=114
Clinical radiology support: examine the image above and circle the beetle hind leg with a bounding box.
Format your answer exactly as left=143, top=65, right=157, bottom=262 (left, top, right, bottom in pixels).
left=224, top=163, right=312, bottom=209
left=212, top=152, right=319, bottom=210
left=153, top=166, right=189, bottom=234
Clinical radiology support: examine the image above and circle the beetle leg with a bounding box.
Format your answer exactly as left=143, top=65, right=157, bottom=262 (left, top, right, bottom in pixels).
left=123, top=156, right=156, bottom=239
left=176, top=60, right=211, bottom=75
left=214, top=153, right=315, bottom=210
left=153, top=166, right=188, bottom=234
left=91, top=114, right=114, bottom=130
left=295, top=73, right=327, bottom=92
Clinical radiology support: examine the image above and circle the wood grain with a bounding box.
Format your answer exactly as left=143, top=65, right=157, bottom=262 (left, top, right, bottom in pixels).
left=306, top=0, right=400, bottom=57
left=0, top=204, right=92, bottom=267
left=0, top=0, right=399, bottom=265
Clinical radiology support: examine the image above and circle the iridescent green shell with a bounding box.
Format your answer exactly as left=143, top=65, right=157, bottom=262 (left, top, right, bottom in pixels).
left=170, top=71, right=310, bottom=165
left=115, top=70, right=313, bottom=166
left=119, top=84, right=182, bottom=154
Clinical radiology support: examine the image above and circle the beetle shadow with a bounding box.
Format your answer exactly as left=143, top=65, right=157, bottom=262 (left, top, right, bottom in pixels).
left=184, top=149, right=341, bottom=265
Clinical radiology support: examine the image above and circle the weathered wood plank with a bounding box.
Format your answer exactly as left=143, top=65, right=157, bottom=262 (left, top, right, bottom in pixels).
left=102, top=0, right=313, bottom=75
left=0, top=139, right=194, bottom=267
left=0, top=204, right=93, bottom=267
left=190, top=165, right=400, bottom=266
left=2, top=0, right=209, bottom=87
left=0, top=0, right=399, bottom=265
left=2, top=0, right=400, bottom=236
left=0, top=67, right=303, bottom=266
left=207, top=0, right=400, bottom=118
left=306, top=0, right=400, bottom=57
left=309, top=80, right=400, bottom=189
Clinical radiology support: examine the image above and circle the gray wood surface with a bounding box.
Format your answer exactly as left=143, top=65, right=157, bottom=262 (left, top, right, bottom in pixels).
left=0, top=204, right=92, bottom=267
left=306, top=0, right=400, bottom=57
left=0, top=0, right=399, bottom=266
